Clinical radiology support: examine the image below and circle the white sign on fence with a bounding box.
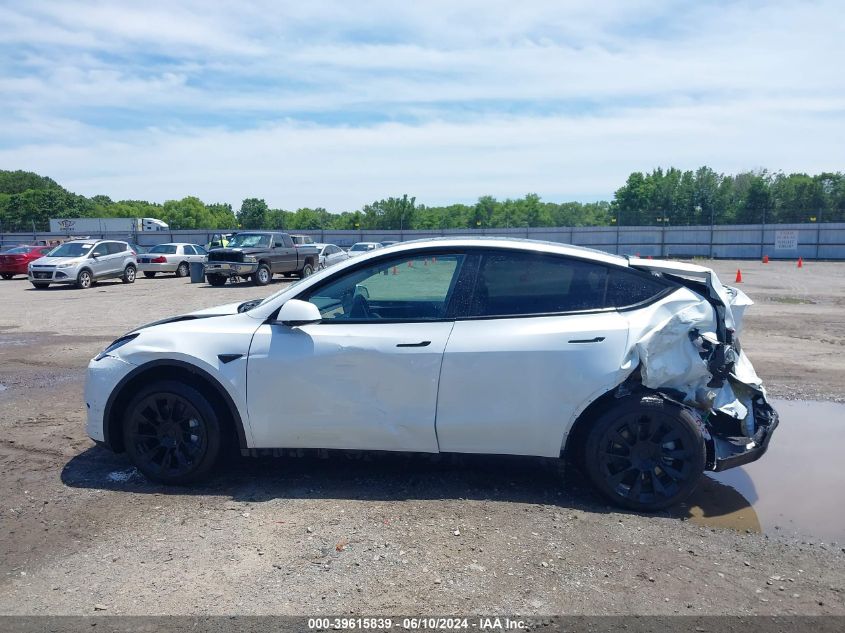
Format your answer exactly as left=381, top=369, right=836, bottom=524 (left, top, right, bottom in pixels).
left=774, top=229, right=798, bottom=250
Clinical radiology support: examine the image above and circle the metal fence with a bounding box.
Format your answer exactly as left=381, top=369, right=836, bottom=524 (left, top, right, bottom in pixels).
left=3, top=223, right=844, bottom=260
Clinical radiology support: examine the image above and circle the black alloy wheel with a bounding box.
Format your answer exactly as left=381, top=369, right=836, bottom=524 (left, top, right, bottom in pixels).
left=122, top=381, right=221, bottom=484
left=585, top=396, right=705, bottom=511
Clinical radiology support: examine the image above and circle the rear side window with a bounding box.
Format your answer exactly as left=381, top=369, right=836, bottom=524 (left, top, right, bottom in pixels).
left=605, top=268, right=668, bottom=307
left=183, top=245, right=196, bottom=255
left=149, top=244, right=178, bottom=254
left=468, top=251, right=669, bottom=317
left=106, top=242, right=126, bottom=255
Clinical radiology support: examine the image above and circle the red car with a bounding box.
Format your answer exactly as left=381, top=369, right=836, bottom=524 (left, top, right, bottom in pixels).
left=0, top=245, right=54, bottom=279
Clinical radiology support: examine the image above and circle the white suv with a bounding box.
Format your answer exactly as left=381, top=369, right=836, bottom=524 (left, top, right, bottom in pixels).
left=84, top=238, right=777, bottom=511
left=29, top=239, right=137, bottom=289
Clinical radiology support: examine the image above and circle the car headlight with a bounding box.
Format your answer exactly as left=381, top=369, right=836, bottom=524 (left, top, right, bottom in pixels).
left=243, top=256, right=257, bottom=263
left=56, top=261, right=77, bottom=268
left=94, top=333, right=139, bottom=361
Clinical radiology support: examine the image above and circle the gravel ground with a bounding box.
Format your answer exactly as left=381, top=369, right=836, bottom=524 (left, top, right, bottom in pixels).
left=0, top=260, right=843, bottom=616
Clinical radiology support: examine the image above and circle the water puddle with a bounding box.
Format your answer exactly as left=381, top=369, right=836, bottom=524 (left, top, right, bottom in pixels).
left=679, top=399, right=845, bottom=542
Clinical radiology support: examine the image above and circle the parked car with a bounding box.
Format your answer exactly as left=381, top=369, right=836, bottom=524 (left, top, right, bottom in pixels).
left=314, top=243, right=350, bottom=269
left=85, top=238, right=777, bottom=511
left=291, top=235, right=314, bottom=246
left=126, top=241, right=149, bottom=255
left=138, top=243, right=208, bottom=278
left=29, top=239, right=137, bottom=289
left=0, top=245, right=54, bottom=279
left=347, top=241, right=382, bottom=257
left=203, top=231, right=319, bottom=286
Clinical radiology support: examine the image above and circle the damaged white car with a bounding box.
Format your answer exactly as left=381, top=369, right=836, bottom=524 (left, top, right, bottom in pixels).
left=85, top=238, right=777, bottom=511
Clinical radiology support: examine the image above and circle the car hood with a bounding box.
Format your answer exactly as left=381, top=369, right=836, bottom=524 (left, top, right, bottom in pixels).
left=30, top=256, right=84, bottom=266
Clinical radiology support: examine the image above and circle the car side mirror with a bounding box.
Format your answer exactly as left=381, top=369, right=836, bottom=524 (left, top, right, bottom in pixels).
left=276, top=299, right=322, bottom=327
left=90, top=251, right=103, bottom=259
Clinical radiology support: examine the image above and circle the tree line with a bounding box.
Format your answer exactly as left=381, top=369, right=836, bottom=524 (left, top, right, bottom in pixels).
left=1, top=167, right=843, bottom=233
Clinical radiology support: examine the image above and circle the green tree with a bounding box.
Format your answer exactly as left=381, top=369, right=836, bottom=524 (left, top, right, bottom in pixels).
left=237, top=198, right=270, bottom=229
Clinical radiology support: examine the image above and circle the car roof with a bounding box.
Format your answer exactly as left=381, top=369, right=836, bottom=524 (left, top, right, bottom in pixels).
left=150, top=242, right=199, bottom=247
left=372, top=236, right=628, bottom=266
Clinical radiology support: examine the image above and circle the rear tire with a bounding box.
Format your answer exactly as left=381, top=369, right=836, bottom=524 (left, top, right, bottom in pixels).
left=206, top=274, right=227, bottom=287
left=76, top=269, right=92, bottom=289
left=122, top=380, right=222, bottom=485
left=299, top=263, right=314, bottom=278
left=32, top=282, right=50, bottom=289
left=175, top=262, right=189, bottom=278
left=143, top=272, right=156, bottom=279
left=253, top=264, right=271, bottom=286
left=122, top=265, right=136, bottom=284
left=584, top=394, right=705, bottom=512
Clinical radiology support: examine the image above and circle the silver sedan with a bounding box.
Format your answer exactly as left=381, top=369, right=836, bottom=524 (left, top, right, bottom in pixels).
left=138, top=243, right=208, bottom=278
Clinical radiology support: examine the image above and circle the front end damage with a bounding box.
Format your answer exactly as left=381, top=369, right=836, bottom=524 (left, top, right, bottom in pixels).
left=624, top=259, right=779, bottom=472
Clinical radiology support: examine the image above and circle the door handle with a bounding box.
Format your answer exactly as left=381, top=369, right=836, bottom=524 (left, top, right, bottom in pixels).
left=397, top=341, right=431, bottom=347
left=568, top=336, right=605, bottom=344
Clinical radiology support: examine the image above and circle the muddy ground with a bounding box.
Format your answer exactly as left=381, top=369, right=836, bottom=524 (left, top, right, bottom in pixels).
left=0, top=260, right=843, bottom=615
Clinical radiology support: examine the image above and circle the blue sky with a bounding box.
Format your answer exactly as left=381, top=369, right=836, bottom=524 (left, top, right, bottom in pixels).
left=0, top=0, right=843, bottom=211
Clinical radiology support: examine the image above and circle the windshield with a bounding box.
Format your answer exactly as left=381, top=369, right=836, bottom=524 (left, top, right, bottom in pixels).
left=350, top=243, right=373, bottom=252
left=4, top=246, right=34, bottom=254
left=149, top=244, right=178, bottom=254
left=46, top=242, right=95, bottom=258
left=228, top=233, right=270, bottom=248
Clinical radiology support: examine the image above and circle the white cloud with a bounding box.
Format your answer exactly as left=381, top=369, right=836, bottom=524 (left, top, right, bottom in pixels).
left=0, top=0, right=843, bottom=208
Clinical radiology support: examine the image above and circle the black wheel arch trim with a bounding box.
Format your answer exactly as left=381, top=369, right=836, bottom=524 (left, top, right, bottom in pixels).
left=101, top=359, right=248, bottom=453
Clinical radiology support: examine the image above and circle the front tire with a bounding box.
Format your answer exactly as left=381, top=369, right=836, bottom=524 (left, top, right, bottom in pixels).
left=175, top=262, right=189, bottom=278
left=122, top=265, right=136, bottom=284
left=206, top=274, right=227, bottom=287
left=32, top=281, right=50, bottom=289
left=76, top=269, right=92, bottom=289
left=584, top=395, right=705, bottom=512
left=122, top=381, right=222, bottom=484
left=253, top=264, right=271, bottom=286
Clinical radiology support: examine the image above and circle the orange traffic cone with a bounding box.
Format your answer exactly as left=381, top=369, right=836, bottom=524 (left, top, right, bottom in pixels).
left=735, top=269, right=743, bottom=283
left=762, top=255, right=769, bottom=264
left=797, top=257, right=803, bottom=268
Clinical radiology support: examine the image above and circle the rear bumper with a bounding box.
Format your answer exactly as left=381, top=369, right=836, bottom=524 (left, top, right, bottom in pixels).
left=0, top=265, right=28, bottom=275
left=711, top=400, right=779, bottom=472
left=138, top=262, right=177, bottom=272
left=205, top=262, right=258, bottom=277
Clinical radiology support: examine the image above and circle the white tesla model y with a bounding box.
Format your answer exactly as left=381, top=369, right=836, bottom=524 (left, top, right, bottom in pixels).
left=85, top=238, right=777, bottom=511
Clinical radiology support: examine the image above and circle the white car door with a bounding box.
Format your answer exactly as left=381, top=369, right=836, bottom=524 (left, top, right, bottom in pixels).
left=435, top=250, right=659, bottom=458
left=246, top=252, right=467, bottom=452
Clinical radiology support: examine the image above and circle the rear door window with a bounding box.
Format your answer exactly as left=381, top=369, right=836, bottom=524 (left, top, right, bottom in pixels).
left=468, top=250, right=669, bottom=317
